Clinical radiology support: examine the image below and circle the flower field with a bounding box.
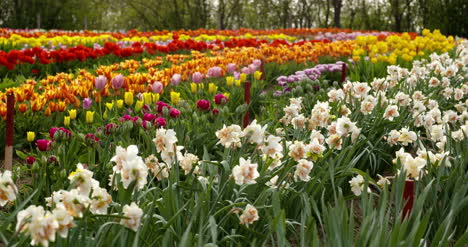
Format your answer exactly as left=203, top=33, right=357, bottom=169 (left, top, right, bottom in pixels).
left=0, top=27, right=467, bottom=246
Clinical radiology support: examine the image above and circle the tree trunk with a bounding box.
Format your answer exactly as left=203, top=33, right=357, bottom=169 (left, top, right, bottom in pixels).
left=333, top=0, right=342, bottom=28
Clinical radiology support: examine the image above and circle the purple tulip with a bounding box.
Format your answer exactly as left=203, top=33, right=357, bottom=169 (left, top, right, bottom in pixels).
left=94, top=75, right=107, bottom=90
left=234, top=71, right=240, bottom=80
left=192, top=72, right=204, bottom=84
left=152, top=81, right=163, bottom=93
left=83, top=98, right=92, bottom=109
left=112, top=74, right=124, bottom=89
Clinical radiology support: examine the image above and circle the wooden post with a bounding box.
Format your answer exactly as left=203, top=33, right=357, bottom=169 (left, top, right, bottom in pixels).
left=402, top=180, right=414, bottom=220
left=4, top=94, right=15, bottom=170
left=340, top=63, right=347, bottom=83
left=243, top=81, right=251, bottom=128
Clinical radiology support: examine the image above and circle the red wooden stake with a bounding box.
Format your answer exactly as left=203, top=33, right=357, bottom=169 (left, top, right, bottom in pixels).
left=340, top=63, right=347, bottom=83
left=243, top=81, right=251, bottom=128
left=402, top=180, right=415, bottom=220
left=4, top=93, right=15, bottom=170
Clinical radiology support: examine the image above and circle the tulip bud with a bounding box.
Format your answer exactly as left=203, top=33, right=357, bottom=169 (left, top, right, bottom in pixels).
left=27, top=131, right=36, bottom=142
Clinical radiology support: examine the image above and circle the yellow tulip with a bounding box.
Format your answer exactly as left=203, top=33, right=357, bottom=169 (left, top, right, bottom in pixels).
left=68, top=109, right=77, bottom=120
left=240, top=73, right=247, bottom=83
left=117, top=100, right=124, bottom=108
left=106, top=102, right=114, bottom=110
left=223, top=93, right=230, bottom=99
left=103, top=110, right=108, bottom=119
left=208, top=83, right=218, bottom=94
left=171, top=92, right=181, bottom=105
left=191, top=83, right=197, bottom=93
left=226, top=76, right=234, bottom=86
left=64, top=116, right=70, bottom=126
left=143, top=93, right=152, bottom=105
left=235, top=80, right=241, bottom=87
left=27, top=131, right=35, bottom=142
left=124, top=92, right=134, bottom=106
left=86, top=111, right=95, bottom=123
left=152, top=93, right=160, bottom=102
left=135, top=100, right=144, bottom=112
left=254, top=71, right=262, bottom=80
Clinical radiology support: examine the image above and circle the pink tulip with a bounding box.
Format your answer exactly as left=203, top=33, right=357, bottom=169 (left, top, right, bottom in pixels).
left=252, top=59, right=262, bottom=67
left=171, top=74, right=182, bottom=86
left=94, top=75, right=107, bottom=90
left=207, top=66, right=222, bottom=77
left=226, top=63, right=237, bottom=74
left=241, top=67, right=252, bottom=75
left=112, top=74, right=124, bottom=89
left=192, top=72, right=204, bottom=84
left=152, top=81, right=163, bottom=93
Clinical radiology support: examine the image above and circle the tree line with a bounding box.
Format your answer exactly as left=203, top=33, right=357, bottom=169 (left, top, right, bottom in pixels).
left=0, top=0, right=466, bottom=37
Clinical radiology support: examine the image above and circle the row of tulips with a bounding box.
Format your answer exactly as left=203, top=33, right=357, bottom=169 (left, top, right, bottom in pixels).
left=0, top=40, right=356, bottom=118
left=0, top=37, right=336, bottom=71
left=0, top=42, right=466, bottom=245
